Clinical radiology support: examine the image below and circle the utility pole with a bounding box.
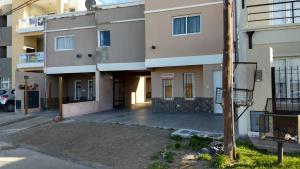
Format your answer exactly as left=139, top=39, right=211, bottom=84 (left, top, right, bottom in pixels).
left=223, top=0, right=235, bottom=160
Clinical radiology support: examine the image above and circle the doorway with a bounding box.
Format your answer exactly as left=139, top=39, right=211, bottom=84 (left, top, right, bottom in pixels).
left=213, top=71, right=223, bottom=114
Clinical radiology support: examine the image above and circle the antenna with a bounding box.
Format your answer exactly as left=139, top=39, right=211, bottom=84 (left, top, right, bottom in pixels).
left=85, top=0, right=96, bottom=11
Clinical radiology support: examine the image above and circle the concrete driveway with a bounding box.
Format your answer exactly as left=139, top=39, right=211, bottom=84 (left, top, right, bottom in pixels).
left=74, top=103, right=223, bottom=134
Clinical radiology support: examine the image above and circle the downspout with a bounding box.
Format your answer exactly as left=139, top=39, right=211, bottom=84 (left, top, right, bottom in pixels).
left=44, top=18, right=48, bottom=111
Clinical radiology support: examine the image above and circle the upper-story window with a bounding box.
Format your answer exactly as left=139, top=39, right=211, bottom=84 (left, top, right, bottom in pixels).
left=173, top=15, right=201, bottom=35
left=98, top=30, right=111, bottom=47
left=55, top=36, right=74, bottom=51
left=272, top=0, right=300, bottom=25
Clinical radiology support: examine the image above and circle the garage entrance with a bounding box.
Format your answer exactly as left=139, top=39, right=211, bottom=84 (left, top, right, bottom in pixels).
left=112, top=71, right=151, bottom=109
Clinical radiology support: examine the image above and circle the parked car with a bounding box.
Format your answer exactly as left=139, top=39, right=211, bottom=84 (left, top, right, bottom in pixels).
left=0, top=89, right=15, bottom=112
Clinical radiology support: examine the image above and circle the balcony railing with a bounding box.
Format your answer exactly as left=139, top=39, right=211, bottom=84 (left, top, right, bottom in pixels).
left=18, top=16, right=45, bottom=33
left=247, top=0, right=300, bottom=26
left=19, top=52, right=44, bottom=64
left=17, top=52, right=45, bottom=69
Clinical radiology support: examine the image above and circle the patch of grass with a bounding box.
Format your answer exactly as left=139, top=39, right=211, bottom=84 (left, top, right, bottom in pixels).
left=198, top=153, right=213, bottom=161
left=147, top=161, right=169, bottom=169
left=163, top=151, right=175, bottom=163
left=188, top=136, right=213, bottom=151
left=166, top=142, right=181, bottom=151
left=213, top=140, right=300, bottom=169
left=212, top=154, right=231, bottom=169
left=170, top=135, right=183, bottom=142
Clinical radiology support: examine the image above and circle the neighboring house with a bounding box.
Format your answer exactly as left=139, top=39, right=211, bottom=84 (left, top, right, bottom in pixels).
left=44, top=1, right=148, bottom=114
left=12, top=0, right=89, bottom=113
left=145, top=0, right=224, bottom=113
left=236, top=0, right=300, bottom=136
left=0, top=0, right=12, bottom=89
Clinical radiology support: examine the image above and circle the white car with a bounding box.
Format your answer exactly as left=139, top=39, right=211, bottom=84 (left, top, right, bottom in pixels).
left=0, top=89, right=15, bottom=112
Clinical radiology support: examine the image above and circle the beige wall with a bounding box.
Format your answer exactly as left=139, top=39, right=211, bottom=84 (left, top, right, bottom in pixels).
left=203, top=64, right=222, bottom=98
left=46, top=14, right=97, bottom=67
left=151, top=66, right=203, bottom=98
left=15, top=71, right=46, bottom=113
left=96, top=5, right=145, bottom=64
left=145, top=1, right=223, bottom=59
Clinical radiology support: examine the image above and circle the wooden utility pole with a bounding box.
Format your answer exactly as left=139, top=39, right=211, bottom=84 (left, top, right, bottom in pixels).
left=223, top=0, right=235, bottom=160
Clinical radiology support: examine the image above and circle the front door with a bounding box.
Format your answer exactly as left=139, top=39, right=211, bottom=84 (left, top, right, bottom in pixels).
left=213, top=71, right=223, bottom=114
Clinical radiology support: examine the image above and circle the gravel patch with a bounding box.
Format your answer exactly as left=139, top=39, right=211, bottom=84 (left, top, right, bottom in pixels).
left=2, top=122, right=171, bottom=169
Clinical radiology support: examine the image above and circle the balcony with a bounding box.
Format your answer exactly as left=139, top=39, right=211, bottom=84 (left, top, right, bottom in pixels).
left=17, top=16, right=45, bottom=33
left=17, top=52, right=44, bottom=69
left=246, top=0, right=300, bottom=28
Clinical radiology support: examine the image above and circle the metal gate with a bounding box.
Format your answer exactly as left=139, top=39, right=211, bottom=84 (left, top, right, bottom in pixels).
left=26, top=91, right=39, bottom=109
left=113, top=72, right=125, bottom=108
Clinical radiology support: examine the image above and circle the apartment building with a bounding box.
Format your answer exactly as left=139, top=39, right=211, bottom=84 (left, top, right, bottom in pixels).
left=145, top=0, right=223, bottom=113
left=12, top=0, right=90, bottom=113
left=0, top=0, right=12, bottom=89
left=236, top=0, right=300, bottom=136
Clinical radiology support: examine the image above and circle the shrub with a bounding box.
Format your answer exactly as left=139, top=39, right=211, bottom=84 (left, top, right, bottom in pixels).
left=188, top=136, right=213, bottom=150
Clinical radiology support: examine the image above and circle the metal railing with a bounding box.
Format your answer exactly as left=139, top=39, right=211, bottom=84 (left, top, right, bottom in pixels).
left=18, top=16, right=45, bottom=30
left=274, top=66, right=300, bottom=112
left=247, top=0, right=300, bottom=25
left=19, top=52, right=44, bottom=64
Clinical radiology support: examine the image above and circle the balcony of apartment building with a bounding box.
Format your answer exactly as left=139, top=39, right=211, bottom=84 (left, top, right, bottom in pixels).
left=15, top=0, right=88, bottom=34
left=245, top=0, right=300, bottom=29
left=17, top=35, right=44, bottom=70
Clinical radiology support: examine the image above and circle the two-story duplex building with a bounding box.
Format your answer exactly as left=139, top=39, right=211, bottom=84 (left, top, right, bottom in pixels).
left=0, top=0, right=12, bottom=89
left=42, top=1, right=149, bottom=115
left=145, top=0, right=224, bottom=113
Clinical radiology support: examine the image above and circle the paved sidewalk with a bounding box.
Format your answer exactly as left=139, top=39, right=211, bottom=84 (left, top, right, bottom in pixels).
left=0, top=147, right=95, bottom=169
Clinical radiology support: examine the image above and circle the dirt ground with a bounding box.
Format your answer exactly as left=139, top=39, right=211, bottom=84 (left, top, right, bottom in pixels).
left=1, top=121, right=171, bottom=169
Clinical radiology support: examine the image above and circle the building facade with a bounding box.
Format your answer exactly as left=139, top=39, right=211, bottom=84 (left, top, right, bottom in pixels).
left=145, top=0, right=224, bottom=113
left=0, top=0, right=12, bottom=89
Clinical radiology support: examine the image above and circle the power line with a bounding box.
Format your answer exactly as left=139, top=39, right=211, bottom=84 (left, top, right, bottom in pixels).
left=3, top=0, right=40, bottom=16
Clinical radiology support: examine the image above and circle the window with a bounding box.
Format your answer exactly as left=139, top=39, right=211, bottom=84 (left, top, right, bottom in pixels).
left=74, top=80, right=81, bottom=101
left=0, top=77, right=10, bottom=89
left=55, top=36, right=74, bottom=51
left=88, top=80, right=94, bottom=101
left=163, top=79, right=173, bottom=100
left=183, top=73, right=195, bottom=99
left=272, top=0, right=300, bottom=25
left=173, top=15, right=200, bottom=35
left=98, top=30, right=111, bottom=47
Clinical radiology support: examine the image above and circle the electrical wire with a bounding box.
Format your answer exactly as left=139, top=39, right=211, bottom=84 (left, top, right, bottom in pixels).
left=3, top=0, right=41, bottom=16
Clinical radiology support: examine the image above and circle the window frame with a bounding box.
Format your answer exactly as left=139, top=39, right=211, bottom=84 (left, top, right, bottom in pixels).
left=55, top=35, right=75, bottom=51
left=98, top=30, right=111, bottom=48
left=87, top=79, right=94, bottom=101
left=183, top=73, right=196, bottom=100
left=0, top=77, right=10, bottom=89
left=162, top=79, right=174, bottom=100
left=172, top=14, right=201, bottom=36
left=74, top=80, right=82, bottom=101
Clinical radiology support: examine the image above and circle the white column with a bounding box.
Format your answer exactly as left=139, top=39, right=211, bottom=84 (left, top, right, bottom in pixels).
left=95, top=71, right=100, bottom=101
